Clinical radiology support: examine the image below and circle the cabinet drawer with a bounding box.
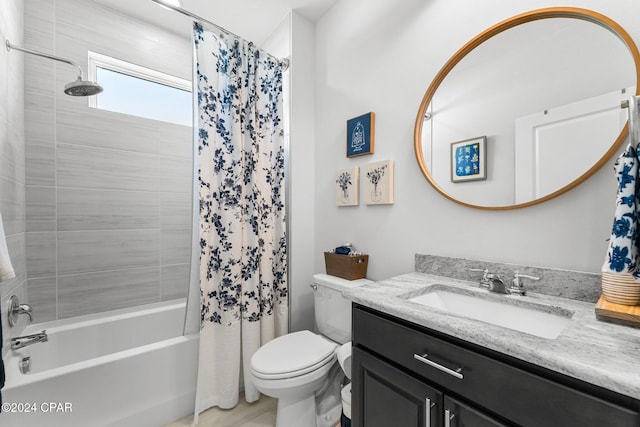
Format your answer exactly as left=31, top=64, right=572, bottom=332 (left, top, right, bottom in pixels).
left=353, top=306, right=640, bottom=427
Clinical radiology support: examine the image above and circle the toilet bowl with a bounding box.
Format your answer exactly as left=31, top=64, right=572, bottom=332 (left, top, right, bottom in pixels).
left=250, top=331, right=338, bottom=427
left=249, top=274, right=372, bottom=427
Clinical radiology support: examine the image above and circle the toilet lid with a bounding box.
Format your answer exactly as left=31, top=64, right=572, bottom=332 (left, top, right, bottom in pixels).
left=251, top=331, right=337, bottom=378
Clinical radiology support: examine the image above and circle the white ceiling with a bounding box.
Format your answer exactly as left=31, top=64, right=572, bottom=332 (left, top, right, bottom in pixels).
left=93, top=0, right=338, bottom=43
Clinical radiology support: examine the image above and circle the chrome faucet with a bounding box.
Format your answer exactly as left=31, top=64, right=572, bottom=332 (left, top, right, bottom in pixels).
left=470, top=268, right=505, bottom=291
left=10, top=330, right=48, bottom=350
left=7, top=295, right=33, bottom=326
left=470, top=268, right=539, bottom=295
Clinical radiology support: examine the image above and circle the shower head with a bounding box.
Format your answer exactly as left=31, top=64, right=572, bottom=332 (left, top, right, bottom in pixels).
left=64, top=77, right=103, bottom=97
left=6, top=39, right=103, bottom=97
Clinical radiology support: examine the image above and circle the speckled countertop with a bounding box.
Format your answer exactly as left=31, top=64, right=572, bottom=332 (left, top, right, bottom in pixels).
left=344, top=272, right=640, bottom=400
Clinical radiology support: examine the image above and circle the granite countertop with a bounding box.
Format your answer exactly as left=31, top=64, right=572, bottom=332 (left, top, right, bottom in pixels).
left=344, top=271, right=640, bottom=400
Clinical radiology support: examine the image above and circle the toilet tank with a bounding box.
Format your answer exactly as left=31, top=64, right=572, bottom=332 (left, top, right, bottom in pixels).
left=312, top=273, right=372, bottom=344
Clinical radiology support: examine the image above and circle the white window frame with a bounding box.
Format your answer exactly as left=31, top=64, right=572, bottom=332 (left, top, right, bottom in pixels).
left=87, top=51, right=192, bottom=109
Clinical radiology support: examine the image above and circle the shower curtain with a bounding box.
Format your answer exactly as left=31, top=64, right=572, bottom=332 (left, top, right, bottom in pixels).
left=193, top=23, right=288, bottom=412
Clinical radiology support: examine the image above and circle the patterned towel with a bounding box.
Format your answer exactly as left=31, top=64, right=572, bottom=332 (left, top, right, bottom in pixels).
left=603, top=142, right=640, bottom=275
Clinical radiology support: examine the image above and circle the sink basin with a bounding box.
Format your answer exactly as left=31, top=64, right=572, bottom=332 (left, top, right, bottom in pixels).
left=408, top=287, right=573, bottom=339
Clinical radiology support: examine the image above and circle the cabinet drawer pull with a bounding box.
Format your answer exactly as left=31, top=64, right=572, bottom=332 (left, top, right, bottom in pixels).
left=445, top=409, right=455, bottom=427
left=413, top=353, right=464, bottom=379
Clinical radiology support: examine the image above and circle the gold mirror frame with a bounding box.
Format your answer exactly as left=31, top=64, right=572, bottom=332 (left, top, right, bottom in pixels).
left=413, top=7, right=640, bottom=210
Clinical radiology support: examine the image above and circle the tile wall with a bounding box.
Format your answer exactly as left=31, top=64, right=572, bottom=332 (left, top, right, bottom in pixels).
left=24, top=0, right=193, bottom=322
left=0, top=0, right=27, bottom=354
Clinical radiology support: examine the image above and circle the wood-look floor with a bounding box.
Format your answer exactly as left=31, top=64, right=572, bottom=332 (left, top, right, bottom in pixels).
left=164, top=394, right=277, bottom=427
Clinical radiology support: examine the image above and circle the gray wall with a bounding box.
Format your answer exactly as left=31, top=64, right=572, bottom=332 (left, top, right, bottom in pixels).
left=0, top=0, right=27, bottom=354
left=24, top=0, right=193, bottom=322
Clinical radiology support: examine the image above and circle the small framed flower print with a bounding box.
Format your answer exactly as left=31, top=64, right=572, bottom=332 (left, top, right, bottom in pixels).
left=335, top=167, right=359, bottom=206
left=346, top=112, right=375, bottom=157
left=450, top=136, right=487, bottom=183
left=363, top=160, right=393, bottom=205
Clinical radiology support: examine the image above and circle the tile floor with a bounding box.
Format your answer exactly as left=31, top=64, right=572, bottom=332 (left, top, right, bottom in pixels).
left=164, top=394, right=277, bottom=427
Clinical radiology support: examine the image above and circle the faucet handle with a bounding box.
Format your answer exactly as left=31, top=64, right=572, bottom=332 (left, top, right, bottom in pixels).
left=510, top=272, right=540, bottom=295
left=513, top=272, right=540, bottom=282
left=470, top=268, right=493, bottom=288
left=7, top=295, right=33, bottom=326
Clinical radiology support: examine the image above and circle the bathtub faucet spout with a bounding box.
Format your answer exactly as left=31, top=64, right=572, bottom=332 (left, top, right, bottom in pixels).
left=10, top=330, right=48, bottom=350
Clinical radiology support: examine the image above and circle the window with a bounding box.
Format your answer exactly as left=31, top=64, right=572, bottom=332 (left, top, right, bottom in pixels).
left=88, top=52, right=192, bottom=126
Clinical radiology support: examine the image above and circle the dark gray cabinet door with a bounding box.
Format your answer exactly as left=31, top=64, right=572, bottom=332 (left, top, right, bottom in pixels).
left=353, top=347, right=442, bottom=427
left=444, top=396, right=510, bottom=427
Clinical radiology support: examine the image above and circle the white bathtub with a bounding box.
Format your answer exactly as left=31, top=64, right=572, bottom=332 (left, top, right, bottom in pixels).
left=2, top=300, right=198, bottom=427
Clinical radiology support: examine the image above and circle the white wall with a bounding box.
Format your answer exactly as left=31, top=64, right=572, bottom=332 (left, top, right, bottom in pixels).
left=313, top=0, right=640, bottom=281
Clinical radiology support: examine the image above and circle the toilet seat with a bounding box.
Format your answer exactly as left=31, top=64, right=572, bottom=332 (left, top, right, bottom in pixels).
left=251, top=330, right=337, bottom=380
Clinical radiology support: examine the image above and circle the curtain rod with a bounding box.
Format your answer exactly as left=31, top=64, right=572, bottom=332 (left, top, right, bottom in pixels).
left=150, top=0, right=290, bottom=71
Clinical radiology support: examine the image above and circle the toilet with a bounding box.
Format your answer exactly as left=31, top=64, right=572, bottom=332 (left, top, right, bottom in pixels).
left=249, top=274, right=372, bottom=427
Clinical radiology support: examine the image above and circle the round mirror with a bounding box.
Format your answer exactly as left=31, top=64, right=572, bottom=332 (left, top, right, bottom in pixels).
left=414, top=7, right=640, bottom=210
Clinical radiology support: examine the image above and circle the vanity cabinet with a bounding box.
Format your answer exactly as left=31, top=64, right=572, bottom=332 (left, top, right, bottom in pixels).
left=352, top=305, right=640, bottom=427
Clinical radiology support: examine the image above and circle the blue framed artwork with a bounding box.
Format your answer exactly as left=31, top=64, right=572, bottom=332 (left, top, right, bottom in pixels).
left=450, top=136, right=487, bottom=182
left=346, top=112, right=375, bottom=157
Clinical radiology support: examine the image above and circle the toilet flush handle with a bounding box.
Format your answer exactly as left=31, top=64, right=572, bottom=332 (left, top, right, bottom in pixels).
left=309, top=283, right=317, bottom=291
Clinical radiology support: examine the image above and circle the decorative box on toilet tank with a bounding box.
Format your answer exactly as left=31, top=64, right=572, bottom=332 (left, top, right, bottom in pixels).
left=324, top=252, right=369, bottom=280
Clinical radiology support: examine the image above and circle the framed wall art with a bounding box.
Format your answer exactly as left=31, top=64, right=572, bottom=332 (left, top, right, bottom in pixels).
left=450, top=136, right=487, bottom=183
left=335, top=167, right=359, bottom=206
left=347, top=112, right=375, bottom=157
left=363, top=160, right=393, bottom=205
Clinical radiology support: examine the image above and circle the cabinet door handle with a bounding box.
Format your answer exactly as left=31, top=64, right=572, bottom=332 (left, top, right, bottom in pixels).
left=445, top=409, right=455, bottom=427
left=413, top=353, right=464, bottom=380
left=425, top=397, right=434, bottom=427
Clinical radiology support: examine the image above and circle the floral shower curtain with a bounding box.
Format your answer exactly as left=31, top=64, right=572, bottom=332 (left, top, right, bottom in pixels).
left=193, top=22, right=288, bottom=411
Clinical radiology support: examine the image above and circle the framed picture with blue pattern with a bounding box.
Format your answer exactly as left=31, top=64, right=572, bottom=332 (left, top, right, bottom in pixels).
left=346, top=112, right=375, bottom=157
left=450, top=136, right=487, bottom=183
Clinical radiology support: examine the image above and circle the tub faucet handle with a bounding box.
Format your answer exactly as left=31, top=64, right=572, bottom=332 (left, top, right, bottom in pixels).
left=7, top=295, right=33, bottom=326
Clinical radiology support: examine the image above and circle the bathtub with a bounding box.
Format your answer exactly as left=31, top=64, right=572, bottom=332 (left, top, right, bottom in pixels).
left=2, top=300, right=198, bottom=427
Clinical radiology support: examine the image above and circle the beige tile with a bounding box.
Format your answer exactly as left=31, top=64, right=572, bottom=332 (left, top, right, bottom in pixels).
left=56, top=105, right=161, bottom=155
left=27, top=277, right=57, bottom=323
left=58, top=266, right=160, bottom=319
left=25, top=92, right=55, bottom=141
left=0, top=120, right=23, bottom=185
left=160, top=155, right=193, bottom=194
left=26, top=231, right=56, bottom=278
left=26, top=185, right=56, bottom=232
left=24, top=0, right=54, bottom=53
left=161, top=264, right=190, bottom=301
left=25, top=138, right=55, bottom=186
left=160, top=123, right=193, bottom=159
left=161, top=191, right=193, bottom=229
left=56, top=143, right=160, bottom=192
left=57, top=188, right=159, bottom=231
left=161, top=228, right=192, bottom=266
left=57, top=229, right=160, bottom=275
